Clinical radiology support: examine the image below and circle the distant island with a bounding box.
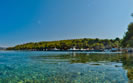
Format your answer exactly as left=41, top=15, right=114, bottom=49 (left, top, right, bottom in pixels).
left=7, top=38, right=121, bottom=51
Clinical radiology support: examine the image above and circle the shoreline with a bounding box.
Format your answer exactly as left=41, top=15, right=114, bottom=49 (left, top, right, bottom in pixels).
left=3, top=50, right=123, bottom=54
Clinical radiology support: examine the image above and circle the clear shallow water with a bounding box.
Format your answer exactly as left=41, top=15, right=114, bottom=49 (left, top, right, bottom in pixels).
left=0, top=51, right=133, bottom=83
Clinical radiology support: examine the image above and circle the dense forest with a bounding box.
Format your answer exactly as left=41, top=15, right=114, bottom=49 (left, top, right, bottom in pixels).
left=7, top=38, right=121, bottom=51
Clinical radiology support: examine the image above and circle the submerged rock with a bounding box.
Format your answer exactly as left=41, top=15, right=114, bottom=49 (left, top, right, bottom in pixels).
left=90, top=63, right=101, bottom=65
left=5, top=65, right=13, bottom=70
left=0, top=72, right=3, bottom=76
left=115, top=65, right=121, bottom=67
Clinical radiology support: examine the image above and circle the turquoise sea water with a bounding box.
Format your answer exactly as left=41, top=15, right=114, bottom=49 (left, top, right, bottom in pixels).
left=0, top=51, right=132, bottom=83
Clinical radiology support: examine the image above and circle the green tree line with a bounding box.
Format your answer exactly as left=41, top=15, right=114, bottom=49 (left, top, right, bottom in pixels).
left=7, top=38, right=121, bottom=51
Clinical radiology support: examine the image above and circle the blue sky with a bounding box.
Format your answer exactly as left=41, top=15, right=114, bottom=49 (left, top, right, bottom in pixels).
left=0, top=0, right=133, bottom=47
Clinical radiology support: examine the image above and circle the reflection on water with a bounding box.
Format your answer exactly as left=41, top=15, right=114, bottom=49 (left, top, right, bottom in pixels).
left=34, top=53, right=123, bottom=63
left=0, top=51, right=133, bottom=83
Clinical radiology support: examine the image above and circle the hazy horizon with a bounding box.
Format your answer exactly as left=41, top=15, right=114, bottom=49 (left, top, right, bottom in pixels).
left=0, top=0, right=133, bottom=47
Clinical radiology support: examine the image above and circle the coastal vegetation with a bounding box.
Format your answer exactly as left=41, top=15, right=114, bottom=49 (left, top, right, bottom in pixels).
left=121, top=23, right=133, bottom=47
left=7, top=38, right=121, bottom=51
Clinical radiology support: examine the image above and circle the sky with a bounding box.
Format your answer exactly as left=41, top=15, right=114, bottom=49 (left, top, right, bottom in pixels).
left=0, top=0, right=133, bottom=47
